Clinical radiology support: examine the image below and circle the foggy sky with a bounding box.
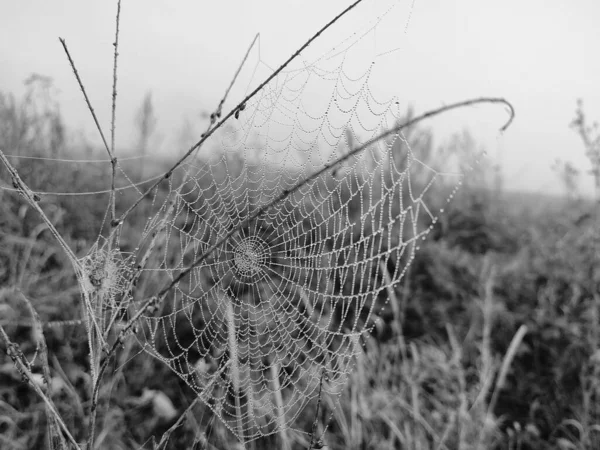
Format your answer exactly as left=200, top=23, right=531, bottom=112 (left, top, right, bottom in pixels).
left=1, top=0, right=599, bottom=196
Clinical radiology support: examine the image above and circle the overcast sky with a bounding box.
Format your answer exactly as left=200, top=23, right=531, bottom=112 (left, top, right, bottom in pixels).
left=1, top=0, right=598, bottom=196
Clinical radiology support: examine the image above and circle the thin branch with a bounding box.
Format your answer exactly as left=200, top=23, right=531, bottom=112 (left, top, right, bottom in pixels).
left=212, top=33, right=259, bottom=123
left=178, top=33, right=260, bottom=186
left=58, top=37, right=117, bottom=227
left=114, top=0, right=366, bottom=224
left=108, top=0, right=123, bottom=227
left=58, top=38, right=112, bottom=160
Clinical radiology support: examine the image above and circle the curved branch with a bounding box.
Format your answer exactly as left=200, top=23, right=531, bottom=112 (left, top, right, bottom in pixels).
left=118, top=96, right=514, bottom=337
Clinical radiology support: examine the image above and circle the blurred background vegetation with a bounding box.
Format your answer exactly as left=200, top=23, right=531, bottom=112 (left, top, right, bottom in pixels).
left=0, top=76, right=598, bottom=450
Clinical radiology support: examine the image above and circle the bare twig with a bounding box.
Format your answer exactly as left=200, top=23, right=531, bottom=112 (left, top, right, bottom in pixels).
left=108, top=0, right=122, bottom=227
left=86, top=6, right=122, bottom=445
left=58, top=37, right=117, bottom=226
left=212, top=33, right=259, bottom=127
left=58, top=38, right=113, bottom=162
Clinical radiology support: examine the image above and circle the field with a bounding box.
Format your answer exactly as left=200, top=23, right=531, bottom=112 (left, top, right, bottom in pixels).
left=1, top=4, right=599, bottom=450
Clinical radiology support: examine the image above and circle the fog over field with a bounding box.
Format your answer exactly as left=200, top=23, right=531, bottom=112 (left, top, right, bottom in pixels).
left=1, top=0, right=599, bottom=196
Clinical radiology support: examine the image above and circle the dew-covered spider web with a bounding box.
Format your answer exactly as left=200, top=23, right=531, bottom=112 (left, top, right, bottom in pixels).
left=0, top=0, right=496, bottom=445
left=108, top=2, right=475, bottom=443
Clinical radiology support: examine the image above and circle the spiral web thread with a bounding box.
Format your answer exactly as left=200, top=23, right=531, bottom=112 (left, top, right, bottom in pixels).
left=123, top=12, right=467, bottom=443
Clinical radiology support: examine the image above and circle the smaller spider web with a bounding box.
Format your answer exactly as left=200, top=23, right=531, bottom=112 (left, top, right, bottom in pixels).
left=128, top=33, right=467, bottom=443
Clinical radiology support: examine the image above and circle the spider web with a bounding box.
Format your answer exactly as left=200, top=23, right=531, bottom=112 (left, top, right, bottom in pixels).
left=121, top=5, right=467, bottom=443
left=0, top=0, right=483, bottom=445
